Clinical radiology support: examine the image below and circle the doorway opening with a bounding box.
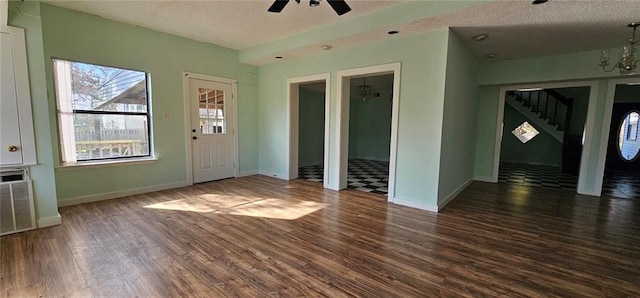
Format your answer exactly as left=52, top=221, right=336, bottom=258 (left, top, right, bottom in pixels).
left=335, top=62, right=401, bottom=201
left=602, top=82, right=640, bottom=199
left=496, top=85, right=592, bottom=193
left=287, top=73, right=330, bottom=188
left=345, top=74, right=394, bottom=194
left=296, top=81, right=328, bottom=185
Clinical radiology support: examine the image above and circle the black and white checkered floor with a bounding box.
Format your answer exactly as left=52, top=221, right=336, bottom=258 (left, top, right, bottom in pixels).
left=298, top=159, right=389, bottom=195
left=499, top=162, right=640, bottom=199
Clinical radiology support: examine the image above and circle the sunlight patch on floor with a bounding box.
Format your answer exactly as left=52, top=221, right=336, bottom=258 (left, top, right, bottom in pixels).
left=144, top=194, right=327, bottom=220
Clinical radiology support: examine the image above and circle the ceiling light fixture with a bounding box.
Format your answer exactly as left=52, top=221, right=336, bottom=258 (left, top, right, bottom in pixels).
left=357, top=77, right=372, bottom=102
left=600, top=22, right=640, bottom=74
left=473, top=34, right=489, bottom=42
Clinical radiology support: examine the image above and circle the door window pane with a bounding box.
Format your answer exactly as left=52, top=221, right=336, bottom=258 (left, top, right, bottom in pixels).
left=198, top=88, right=225, bottom=134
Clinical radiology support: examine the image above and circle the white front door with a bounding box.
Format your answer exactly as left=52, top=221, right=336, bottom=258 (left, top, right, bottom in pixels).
left=189, top=78, right=235, bottom=183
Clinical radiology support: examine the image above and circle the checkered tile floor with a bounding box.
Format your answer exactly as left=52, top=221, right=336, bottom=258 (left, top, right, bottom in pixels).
left=298, top=159, right=389, bottom=195
left=498, top=162, right=578, bottom=191
left=499, top=162, right=640, bottom=200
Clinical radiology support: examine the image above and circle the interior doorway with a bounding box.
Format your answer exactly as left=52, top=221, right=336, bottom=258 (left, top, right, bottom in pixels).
left=495, top=84, right=592, bottom=193
left=296, top=81, right=328, bottom=184
left=345, top=74, right=394, bottom=194
left=287, top=73, right=330, bottom=188
left=335, top=63, right=401, bottom=201
left=602, top=82, right=640, bottom=199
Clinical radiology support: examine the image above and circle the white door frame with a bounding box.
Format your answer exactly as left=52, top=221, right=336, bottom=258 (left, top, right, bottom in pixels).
left=492, top=80, right=599, bottom=196
left=183, top=72, right=239, bottom=185
left=286, top=73, right=331, bottom=188
left=335, top=62, right=401, bottom=202
left=595, top=77, right=640, bottom=196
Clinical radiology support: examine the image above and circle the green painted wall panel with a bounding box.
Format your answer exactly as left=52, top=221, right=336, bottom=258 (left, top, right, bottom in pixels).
left=38, top=4, right=258, bottom=202
left=349, top=96, right=392, bottom=161
left=298, top=87, right=325, bottom=166
left=437, top=30, right=478, bottom=203
left=258, top=28, right=450, bottom=206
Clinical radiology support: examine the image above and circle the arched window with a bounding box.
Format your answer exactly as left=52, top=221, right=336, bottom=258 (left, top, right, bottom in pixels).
left=618, top=111, right=640, bottom=161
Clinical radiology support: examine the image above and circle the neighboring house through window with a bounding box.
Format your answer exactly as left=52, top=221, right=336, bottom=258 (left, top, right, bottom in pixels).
left=52, top=59, right=151, bottom=163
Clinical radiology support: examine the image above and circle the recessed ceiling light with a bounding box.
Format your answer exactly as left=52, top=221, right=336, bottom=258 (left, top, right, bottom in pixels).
left=275, top=56, right=283, bottom=59
left=532, top=0, right=549, bottom=4
left=472, top=34, right=489, bottom=41
left=387, top=30, right=399, bottom=35
left=485, top=53, right=497, bottom=59
left=320, top=45, right=333, bottom=50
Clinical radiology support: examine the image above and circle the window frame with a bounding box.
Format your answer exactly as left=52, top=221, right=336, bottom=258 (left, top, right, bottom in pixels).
left=52, top=58, right=153, bottom=164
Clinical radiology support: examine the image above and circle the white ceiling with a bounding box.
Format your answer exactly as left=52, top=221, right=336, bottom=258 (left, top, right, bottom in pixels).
left=44, top=0, right=640, bottom=64
left=46, top=0, right=406, bottom=51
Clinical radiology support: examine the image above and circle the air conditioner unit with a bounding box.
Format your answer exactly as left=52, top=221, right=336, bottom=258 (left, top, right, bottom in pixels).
left=1, top=168, right=36, bottom=236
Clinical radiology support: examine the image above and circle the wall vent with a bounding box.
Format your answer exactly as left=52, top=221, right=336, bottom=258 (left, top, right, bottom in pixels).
left=1, top=169, right=36, bottom=236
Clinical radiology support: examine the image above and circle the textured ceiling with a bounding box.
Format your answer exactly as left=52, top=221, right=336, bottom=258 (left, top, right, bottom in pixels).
left=43, top=0, right=640, bottom=64
left=46, top=0, right=406, bottom=50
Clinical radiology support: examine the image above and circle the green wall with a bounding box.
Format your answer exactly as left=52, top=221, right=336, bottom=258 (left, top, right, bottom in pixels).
left=298, top=86, right=325, bottom=167
left=437, top=30, right=478, bottom=204
left=258, top=28, right=450, bottom=208
left=8, top=1, right=59, bottom=223
left=348, top=94, right=393, bottom=161
left=474, top=48, right=633, bottom=195
left=38, top=4, right=258, bottom=203
left=500, top=105, right=562, bottom=167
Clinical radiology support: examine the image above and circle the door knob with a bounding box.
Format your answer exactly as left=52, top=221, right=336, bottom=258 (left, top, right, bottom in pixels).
left=7, top=145, right=18, bottom=152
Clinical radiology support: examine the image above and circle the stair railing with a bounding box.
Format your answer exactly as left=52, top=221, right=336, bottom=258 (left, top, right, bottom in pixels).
left=506, top=89, right=574, bottom=133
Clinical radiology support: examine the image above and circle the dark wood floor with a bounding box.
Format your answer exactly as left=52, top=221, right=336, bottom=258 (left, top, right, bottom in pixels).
left=2, top=176, right=640, bottom=297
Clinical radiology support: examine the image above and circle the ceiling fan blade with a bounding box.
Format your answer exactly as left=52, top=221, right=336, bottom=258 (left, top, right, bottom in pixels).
left=327, top=0, right=351, bottom=16
left=268, top=0, right=290, bottom=13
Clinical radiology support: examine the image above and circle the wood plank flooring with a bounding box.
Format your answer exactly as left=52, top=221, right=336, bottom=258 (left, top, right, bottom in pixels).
left=2, top=175, right=640, bottom=297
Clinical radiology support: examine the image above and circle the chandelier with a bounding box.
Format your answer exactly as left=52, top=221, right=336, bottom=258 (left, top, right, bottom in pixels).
left=599, top=22, right=639, bottom=74
left=357, top=77, right=372, bottom=102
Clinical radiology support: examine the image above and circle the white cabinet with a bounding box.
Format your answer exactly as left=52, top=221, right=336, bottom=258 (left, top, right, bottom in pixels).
left=1, top=25, right=36, bottom=167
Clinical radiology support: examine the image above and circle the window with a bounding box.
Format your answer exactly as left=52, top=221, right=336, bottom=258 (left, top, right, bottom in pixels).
left=53, top=59, right=151, bottom=163
left=618, top=111, right=640, bottom=161
left=512, top=121, right=539, bottom=144
left=198, top=88, right=226, bottom=134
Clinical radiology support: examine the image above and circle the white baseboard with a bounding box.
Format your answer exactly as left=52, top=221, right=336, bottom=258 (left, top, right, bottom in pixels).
left=298, top=161, right=323, bottom=167
left=354, top=156, right=390, bottom=162
left=474, top=176, right=496, bottom=183
left=438, top=178, right=473, bottom=210
left=237, top=170, right=258, bottom=177
left=257, top=170, right=288, bottom=180
left=392, top=197, right=438, bottom=212
left=57, top=181, right=189, bottom=207
left=37, top=213, right=62, bottom=228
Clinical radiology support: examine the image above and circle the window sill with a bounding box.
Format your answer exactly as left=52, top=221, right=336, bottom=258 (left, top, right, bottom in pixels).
left=56, top=157, right=158, bottom=171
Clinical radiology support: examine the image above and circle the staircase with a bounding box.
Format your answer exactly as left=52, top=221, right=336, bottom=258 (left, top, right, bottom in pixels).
left=505, top=89, right=573, bottom=143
